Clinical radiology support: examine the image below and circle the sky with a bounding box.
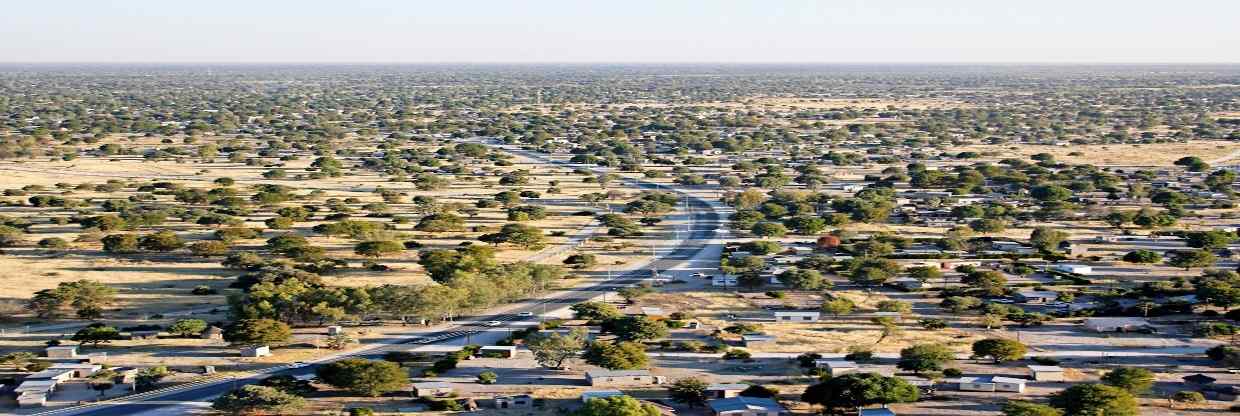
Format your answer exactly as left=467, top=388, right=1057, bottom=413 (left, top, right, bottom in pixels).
left=1, top=0, right=1237, bottom=63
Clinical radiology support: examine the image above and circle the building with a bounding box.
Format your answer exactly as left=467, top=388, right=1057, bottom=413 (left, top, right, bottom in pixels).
left=1015, top=291, right=1058, bottom=304
left=889, top=277, right=924, bottom=291
left=773, top=311, right=820, bottom=322
left=45, top=346, right=79, bottom=359
left=240, top=346, right=271, bottom=357
left=706, top=383, right=748, bottom=399
left=713, top=275, right=738, bottom=287
left=27, top=369, right=75, bottom=383
left=479, top=345, right=518, bottom=358
left=48, top=363, right=102, bottom=378
left=859, top=409, right=897, bottom=416
left=411, top=382, right=454, bottom=398
left=327, top=325, right=344, bottom=336
left=1183, top=374, right=1218, bottom=387
left=494, top=394, right=533, bottom=409
left=586, top=370, right=660, bottom=387
left=581, top=390, right=625, bottom=403
left=813, top=360, right=859, bottom=377
left=1027, top=365, right=1065, bottom=382
left=958, top=376, right=1027, bottom=393
left=707, top=396, right=787, bottom=416
left=1052, top=264, right=1092, bottom=275
left=1083, top=317, right=1151, bottom=333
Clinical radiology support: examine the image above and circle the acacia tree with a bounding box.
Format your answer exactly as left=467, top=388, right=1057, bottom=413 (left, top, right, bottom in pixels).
left=315, top=358, right=408, bottom=397
left=971, top=338, right=1027, bottom=363
left=801, top=372, right=919, bottom=414
left=668, top=377, right=710, bottom=408
left=212, top=385, right=306, bottom=415
left=526, top=327, right=587, bottom=369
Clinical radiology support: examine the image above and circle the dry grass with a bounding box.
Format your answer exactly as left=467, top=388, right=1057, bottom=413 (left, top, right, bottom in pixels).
left=958, top=141, right=1240, bottom=167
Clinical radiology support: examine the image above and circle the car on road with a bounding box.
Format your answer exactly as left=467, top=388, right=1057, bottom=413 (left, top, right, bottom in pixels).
left=290, top=362, right=309, bottom=368
left=518, top=312, right=533, bottom=317
left=692, top=272, right=707, bottom=278
left=484, top=321, right=503, bottom=327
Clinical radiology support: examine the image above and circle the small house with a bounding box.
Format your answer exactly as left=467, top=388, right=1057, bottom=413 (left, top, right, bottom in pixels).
left=327, top=326, right=344, bottom=336
left=240, top=346, right=271, bottom=358
left=586, top=370, right=660, bottom=387
left=859, top=409, right=897, bottom=416
left=45, top=346, right=79, bottom=359
left=581, top=389, right=625, bottom=403
left=958, top=376, right=1027, bottom=393
left=740, top=333, right=776, bottom=347
left=411, top=382, right=454, bottom=398
left=17, top=392, right=47, bottom=408
left=773, top=311, right=820, bottom=322
left=707, top=396, right=787, bottom=416
left=27, top=369, right=75, bottom=383
left=1083, top=317, right=1151, bottom=333
left=1027, top=365, right=1065, bottom=382
left=48, top=363, right=102, bottom=378
left=479, top=345, right=518, bottom=359
left=813, top=360, right=858, bottom=377
left=706, top=383, right=748, bottom=399
left=1015, top=291, right=1058, bottom=304
left=495, top=394, right=533, bottom=409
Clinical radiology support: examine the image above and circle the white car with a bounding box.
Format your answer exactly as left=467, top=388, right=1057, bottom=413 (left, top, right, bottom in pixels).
left=290, top=362, right=309, bottom=369
left=484, top=321, right=503, bottom=327
left=518, top=312, right=534, bottom=317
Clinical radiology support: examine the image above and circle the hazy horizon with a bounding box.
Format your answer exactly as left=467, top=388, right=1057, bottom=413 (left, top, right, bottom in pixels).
left=2, top=0, right=1238, bottom=64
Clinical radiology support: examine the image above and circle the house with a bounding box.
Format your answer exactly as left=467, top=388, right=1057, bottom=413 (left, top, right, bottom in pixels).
left=586, top=370, right=661, bottom=387
left=45, top=346, right=79, bottom=359
left=495, top=394, right=533, bottom=409
left=15, top=379, right=57, bottom=407
left=813, top=360, right=859, bottom=377
left=240, top=346, right=271, bottom=357
left=1083, top=317, right=1151, bottom=333
left=1052, top=264, right=1092, bottom=275
left=707, top=396, right=787, bottom=416
left=581, top=389, right=625, bottom=403
left=327, top=325, right=344, bottom=336
left=1027, top=365, right=1065, bottom=382
left=479, top=345, right=518, bottom=358
left=706, top=383, right=748, bottom=398
left=740, top=333, right=776, bottom=347
left=27, top=369, right=76, bottom=383
left=48, top=363, right=102, bottom=378
left=411, top=382, right=454, bottom=398
left=1060, top=241, right=1089, bottom=256
left=859, top=409, right=897, bottom=416
left=958, top=376, right=1027, bottom=393
left=17, top=391, right=47, bottom=408
left=773, top=311, right=820, bottom=322
left=1015, top=291, right=1058, bottom=304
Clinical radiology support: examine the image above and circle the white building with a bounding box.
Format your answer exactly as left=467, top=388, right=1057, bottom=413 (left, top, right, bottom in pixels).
left=958, top=376, right=1027, bottom=393
left=1052, top=264, right=1092, bottom=275
left=1028, top=365, right=1065, bottom=382
left=773, top=311, right=820, bottom=322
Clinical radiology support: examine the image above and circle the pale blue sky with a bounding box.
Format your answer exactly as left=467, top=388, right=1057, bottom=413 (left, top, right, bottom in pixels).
left=1, top=0, right=1236, bottom=63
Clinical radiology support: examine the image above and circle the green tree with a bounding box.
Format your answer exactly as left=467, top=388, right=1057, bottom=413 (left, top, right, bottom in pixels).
left=72, top=323, right=120, bottom=348
left=602, top=316, right=668, bottom=342
left=135, top=366, right=170, bottom=391
left=571, top=396, right=661, bottom=416
left=354, top=240, right=404, bottom=257
left=1167, top=249, right=1216, bottom=270
left=777, top=268, right=828, bottom=290
left=1001, top=400, right=1063, bottom=416
left=316, top=358, right=408, bottom=397
left=138, top=230, right=184, bottom=252
left=897, top=343, right=954, bottom=374
left=962, top=270, right=1008, bottom=296
left=1122, top=250, right=1161, bottom=264
left=583, top=341, right=649, bottom=370
left=189, top=240, right=230, bottom=257
left=571, top=302, right=623, bottom=321
left=801, top=372, right=919, bottom=414
left=526, top=327, right=588, bottom=369
left=821, top=297, right=856, bottom=317
left=223, top=319, right=291, bottom=347
left=168, top=319, right=208, bottom=337
left=101, top=233, right=140, bottom=252
left=257, top=374, right=317, bottom=396
left=1030, top=227, right=1069, bottom=253
left=751, top=221, right=788, bottom=238
left=971, top=338, right=1028, bottom=363
left=668, top=377, right=710, bottom=408
left=1100, top=367, right=1156, bottom=394
left=211, top=385, right=306, bottom=415
left=1049, top=384, right=1138, bottom=416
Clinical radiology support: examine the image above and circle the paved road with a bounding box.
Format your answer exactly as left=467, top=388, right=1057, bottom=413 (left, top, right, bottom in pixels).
left=36, top=141, right=724, bottom=416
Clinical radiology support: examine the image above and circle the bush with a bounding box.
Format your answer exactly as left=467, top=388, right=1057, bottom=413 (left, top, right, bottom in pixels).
left=38, top=237, right=69, bottom=249
left=943, top=368, right=963, bottom=377
left=722, top=349, right=752, bottom=360
left=477, top=371, right=497, bottom=384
